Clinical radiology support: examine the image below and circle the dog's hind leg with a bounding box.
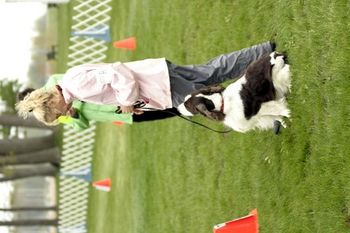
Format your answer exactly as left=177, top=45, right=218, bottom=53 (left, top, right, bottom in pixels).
left=258, top=99, right=290, bottom=130
left=254, top=115, right=284, bottom=131
left=258, top=99, right=290, bottom=118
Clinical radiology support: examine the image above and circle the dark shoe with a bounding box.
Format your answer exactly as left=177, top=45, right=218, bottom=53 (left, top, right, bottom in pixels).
left=282, top=52, right=289, bottom=64
left=270, top=41, right=277, bottom=51
left=273, top=120, right=281, bottom=134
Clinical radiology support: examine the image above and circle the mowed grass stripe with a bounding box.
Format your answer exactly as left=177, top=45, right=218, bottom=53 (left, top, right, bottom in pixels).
left=54, top=0, right=350, bottom=232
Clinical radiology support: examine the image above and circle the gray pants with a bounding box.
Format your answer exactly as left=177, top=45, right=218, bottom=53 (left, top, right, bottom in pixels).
left=167, top=41, right=274, bottom=107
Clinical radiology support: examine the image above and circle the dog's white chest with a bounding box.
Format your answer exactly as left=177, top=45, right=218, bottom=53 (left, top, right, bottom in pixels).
left=222, top=78, right=246, bottom=115
left=221, top=78, right=250, bottom=132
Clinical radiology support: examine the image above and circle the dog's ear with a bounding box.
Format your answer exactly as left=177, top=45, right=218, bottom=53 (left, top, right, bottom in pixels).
left=184, top=96, right=215, bottom=115
left=184, top=97, right=199, bottom=114
left=196, top=102, right=225, bottom=121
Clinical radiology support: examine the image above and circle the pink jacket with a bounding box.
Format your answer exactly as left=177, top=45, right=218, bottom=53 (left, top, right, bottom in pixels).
left=59, top=58, right=172, bottom=110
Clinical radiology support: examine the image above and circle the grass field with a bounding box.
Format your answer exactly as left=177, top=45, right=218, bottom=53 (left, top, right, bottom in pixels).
left=57, top=1, right=350, bottom=232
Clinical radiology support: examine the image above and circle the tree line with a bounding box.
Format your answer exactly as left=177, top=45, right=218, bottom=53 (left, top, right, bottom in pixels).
left=0, top=80, right=61, bottom=227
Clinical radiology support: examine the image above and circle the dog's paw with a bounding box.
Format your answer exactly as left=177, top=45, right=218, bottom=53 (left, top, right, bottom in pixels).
left=280, top=120, right=287, bottom=128
left=281, top=108, right=291, bottom=118
left=287, top=83, right=292, bottom=94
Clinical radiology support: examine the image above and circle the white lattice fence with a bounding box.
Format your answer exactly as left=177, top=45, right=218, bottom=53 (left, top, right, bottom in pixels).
left=58, top=0, right=112, bottom=232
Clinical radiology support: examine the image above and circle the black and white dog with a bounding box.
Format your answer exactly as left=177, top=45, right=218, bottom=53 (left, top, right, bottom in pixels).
left=177, top=52, right=291, bottom=133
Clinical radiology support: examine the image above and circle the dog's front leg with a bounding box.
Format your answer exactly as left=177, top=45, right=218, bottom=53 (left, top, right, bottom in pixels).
left=191, top=85, right=225, bottom=96
left=207, top=85, right=226, bottom=94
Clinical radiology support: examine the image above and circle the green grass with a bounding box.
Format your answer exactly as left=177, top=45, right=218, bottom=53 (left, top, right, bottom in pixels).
left=57, top=0, right=350, bottom=232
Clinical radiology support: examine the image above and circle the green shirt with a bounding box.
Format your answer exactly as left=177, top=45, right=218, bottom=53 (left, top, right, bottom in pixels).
left=45, top=74, right=133, bottom=130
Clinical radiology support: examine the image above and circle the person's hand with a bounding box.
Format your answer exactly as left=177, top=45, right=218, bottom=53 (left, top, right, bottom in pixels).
left=120, top=106, right=144, bottom=115
left=133, top=109, right=144, bottom=115
left=120, top=105, right=134, bottom=113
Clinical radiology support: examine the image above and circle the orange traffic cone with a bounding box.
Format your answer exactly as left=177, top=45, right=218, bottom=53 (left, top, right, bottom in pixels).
left=213, top=209, right=259, bottom=233
left=92, top=178, right=112, bottom=192
left=113, top=37, right=136, bottom=50
left=112, top=121, right=125, bottom=126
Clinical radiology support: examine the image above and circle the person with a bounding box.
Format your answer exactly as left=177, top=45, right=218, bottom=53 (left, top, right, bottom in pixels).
left=16, top=41, right=275, bottom=126
left=17, top=75, right=180, bottom=130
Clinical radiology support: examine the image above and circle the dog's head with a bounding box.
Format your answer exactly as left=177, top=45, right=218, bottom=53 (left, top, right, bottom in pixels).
left=177, top=85, right=226, bottom=119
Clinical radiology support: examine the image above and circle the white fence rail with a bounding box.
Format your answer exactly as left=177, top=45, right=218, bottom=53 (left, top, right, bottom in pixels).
left=58, top=0, right=112, bottom=232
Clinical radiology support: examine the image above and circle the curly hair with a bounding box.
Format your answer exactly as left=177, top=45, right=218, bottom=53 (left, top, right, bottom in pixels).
left=15, top=88, right=61, bottom=125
